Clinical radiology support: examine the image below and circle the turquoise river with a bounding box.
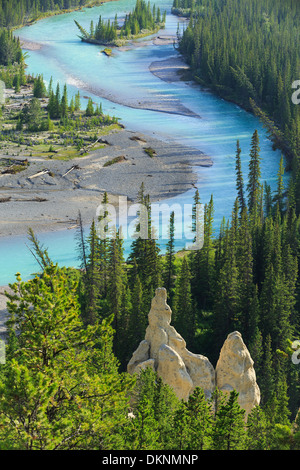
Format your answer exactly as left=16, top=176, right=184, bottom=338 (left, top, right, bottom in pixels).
left=0, top=0, right=288, bottom=284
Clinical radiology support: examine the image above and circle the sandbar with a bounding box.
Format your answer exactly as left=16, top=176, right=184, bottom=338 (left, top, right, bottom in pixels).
left=0, top=128, right=212, bottom=238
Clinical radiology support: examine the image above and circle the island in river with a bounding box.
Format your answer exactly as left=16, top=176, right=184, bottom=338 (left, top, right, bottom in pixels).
left=75, top=0, right=166, bottom=46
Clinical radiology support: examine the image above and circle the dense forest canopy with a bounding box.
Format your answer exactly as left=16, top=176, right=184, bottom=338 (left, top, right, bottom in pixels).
left=0, top=0, right=88, bottom=27
left=175, top=0, right=300, bottom=194
left=0, top=28, right=22, bottom=65
left=75, top=0, right=166, bottom=45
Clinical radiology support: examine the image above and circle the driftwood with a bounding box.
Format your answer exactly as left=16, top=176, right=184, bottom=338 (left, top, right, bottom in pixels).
left=0, top=196, right=47, bottom=203
left=79, top=136, right=107, bottom=155
left=62, top=165, right=80, bottom=177
left=14, top=196, right=47, bottom=202
left=28, top=169, right=50, bottom=180
left=129, top=135, right=147, bottom=143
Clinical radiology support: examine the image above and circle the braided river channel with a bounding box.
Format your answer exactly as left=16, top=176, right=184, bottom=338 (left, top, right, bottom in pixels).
left=0, top=0, right=287, bottom=284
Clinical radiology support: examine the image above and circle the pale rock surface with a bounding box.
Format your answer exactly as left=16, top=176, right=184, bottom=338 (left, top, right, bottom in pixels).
left=215, top=331, right=261, bottom=416
left=127, top=289, right=260, bottom=414
left=127, top=287, right=215, bottom=401
left=157, top=344, right=193, bottom=401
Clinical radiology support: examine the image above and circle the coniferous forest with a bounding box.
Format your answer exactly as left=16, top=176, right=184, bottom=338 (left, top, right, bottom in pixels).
left=175, top=0, right=300, bottom=175
left=0, top=0, right=91, bottom=28
left=0, top=0, right=300, bottom=452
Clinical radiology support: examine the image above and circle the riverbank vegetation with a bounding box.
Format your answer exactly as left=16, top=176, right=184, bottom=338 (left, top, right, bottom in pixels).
left=75, top=0, right=166, bottom=46
left=0, top=0, right=109, bottom=28
left=174, top=0, right=300, bottom=191
left=0, top=73, right=120, bottom=163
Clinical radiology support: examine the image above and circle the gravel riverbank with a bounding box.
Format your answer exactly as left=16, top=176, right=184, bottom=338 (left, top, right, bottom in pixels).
left=0, top=128, right=212, bottom=238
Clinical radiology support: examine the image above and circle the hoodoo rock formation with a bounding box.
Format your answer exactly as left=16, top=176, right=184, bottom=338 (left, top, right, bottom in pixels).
left=215, top=331, right=261, bottom=416
left=127, top=287, right=260, bottom=414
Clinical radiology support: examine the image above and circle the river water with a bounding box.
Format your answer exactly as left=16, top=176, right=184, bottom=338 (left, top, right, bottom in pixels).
left=0, top=0, right=287, bottom=284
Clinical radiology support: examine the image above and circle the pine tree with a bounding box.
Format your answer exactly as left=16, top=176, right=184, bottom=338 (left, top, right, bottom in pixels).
left=74, top=90, right=81, bottom=111
left=85, top=97, right=94, bottom=117
left=246, top=406, right=270, bottom=450
left=60, top=83, right=68, bottom=119
left=33, top=74, right=46, bottom=98
left=236, top=206, right=254, bottom=342
left=247, top=130, right=261, bottom=215
left=212, top=390, right=246, bottom=450
left=274, top=155, right=285, bottom=216
left=163, top=210, right=176, bottom=307
left=107, top=229, right=127, bottom=354
left=170, top=401, right=190, bottom=450
left=185, top=387, right=213, bottom=450
left=190, top=195, right=215, bottom=310
left=123, top=371, right=160, bottom=450
left=128, top=262, right=146, bottom=352
left=82, top=219, right=101, bottom=325
left=235, top=139, right=245, bottom=213
left=173, top=256, right=194, bottom=348
left=264, top=181, right=273, bottom=217
left=260, top=335, right=275, bottom=407
left=97, top=191, right=110, bottom=298
left=1, top=261, right=133, bottom=450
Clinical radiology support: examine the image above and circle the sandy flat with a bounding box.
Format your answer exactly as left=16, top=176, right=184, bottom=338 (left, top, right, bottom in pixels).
left=0, top=128, right=212, bottom=238
left=67, top=75, right=200, bottom=119
left=19, top=39, right=43, bottom=51
left=149, top=56, right=190, bottom=83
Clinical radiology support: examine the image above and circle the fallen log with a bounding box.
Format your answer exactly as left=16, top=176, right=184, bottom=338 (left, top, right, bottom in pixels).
left=62, top=165, right=80, bottom=177
left=28, top=169, right=50, bottom=180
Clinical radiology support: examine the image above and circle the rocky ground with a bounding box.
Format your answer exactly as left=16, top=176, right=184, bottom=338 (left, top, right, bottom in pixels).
left=0, top=128, right=212, bottom=237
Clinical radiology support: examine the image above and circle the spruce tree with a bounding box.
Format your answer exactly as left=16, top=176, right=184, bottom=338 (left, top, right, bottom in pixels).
left=235, top=139, right=245, bottom=213
left=185, top=387, right=213, bottom=450
left=212, top=390, right=246, bottom=450
left=163, top=210, right=176, bottom=307
left=247, top=130, right=261, bottom=215
left=1, top=262, right=133, bottom=450
left=246, top=406, right=270, bottom=450
left=275, top=155, right=285, bottom=216
left=173, top=256, right=194, bottom=348
left=82, top=219, right=101, bottom=325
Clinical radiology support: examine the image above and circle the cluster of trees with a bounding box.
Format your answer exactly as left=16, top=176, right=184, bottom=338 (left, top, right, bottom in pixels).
left=0, top=61, right=27, bottom=93
left=47, top=80, right=113, bottom=123
left=14, top=75, right=116, bottom=133
left=75, top=0, right=166, bottom=45
left=172, top=0, right=205, bottom=17
left=175, top=0, right=300, bottom=191
left=119, top=0, right=165, bottom=37
left=0, top=28, right=22, bottom=65
left=0, top=0, right=90, bottom=27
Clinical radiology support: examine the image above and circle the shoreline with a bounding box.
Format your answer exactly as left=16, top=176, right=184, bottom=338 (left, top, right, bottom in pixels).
left=149, top=56, right=191, bottom=83
left=12, top=0, right=117, bottom=33
left=0, top=127, right=212, bottom=337
left=18, top=34, right=199, bottom=120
